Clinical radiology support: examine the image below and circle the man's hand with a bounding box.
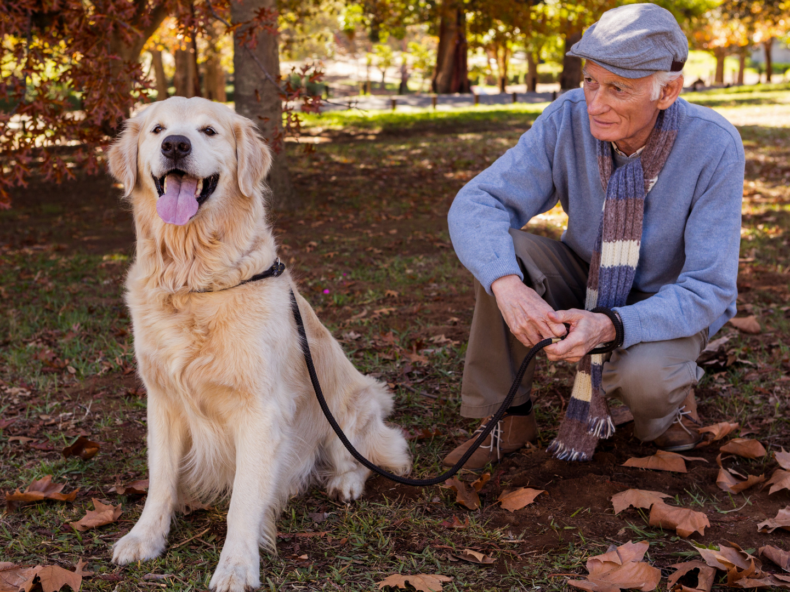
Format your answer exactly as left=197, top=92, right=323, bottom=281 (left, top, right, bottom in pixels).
left=543, top=309, right=616, bottom=363
left=491, top=275, right=566, bottom=348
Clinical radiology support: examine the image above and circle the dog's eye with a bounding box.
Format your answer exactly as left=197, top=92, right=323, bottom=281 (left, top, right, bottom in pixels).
left=202, top=126, right=217, bottom=136
left=152, top=124, right=164, bottom=134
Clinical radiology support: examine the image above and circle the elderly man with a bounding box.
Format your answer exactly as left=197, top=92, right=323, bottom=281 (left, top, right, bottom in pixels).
left=444, top=3, right=745, bottom=470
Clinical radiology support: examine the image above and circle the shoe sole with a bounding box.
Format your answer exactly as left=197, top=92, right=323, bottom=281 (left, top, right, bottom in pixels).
left=657, top=441, right=701, bottom=452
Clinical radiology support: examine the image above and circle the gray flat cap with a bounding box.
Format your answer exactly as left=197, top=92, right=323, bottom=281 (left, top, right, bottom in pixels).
left=567, top=3, right=688, bottom=79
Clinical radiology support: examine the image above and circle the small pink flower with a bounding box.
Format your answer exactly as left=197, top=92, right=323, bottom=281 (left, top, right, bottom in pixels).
left=323, top=289, right=330, bottom=294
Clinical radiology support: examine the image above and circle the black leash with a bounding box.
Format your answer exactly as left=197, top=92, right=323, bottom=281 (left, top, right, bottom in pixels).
left=290, top=288, right=623, bottom=487
left=195, top=259, right=624, bottom=487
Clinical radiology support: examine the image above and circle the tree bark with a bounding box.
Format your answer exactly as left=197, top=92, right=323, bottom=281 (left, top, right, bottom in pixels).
left=174, top=48, right=197, bottom=97
left=203, top=22, right=226, bottom=101
left=737, top=49, right=746, bottom=85
left=559, top=30, right=582, bottom=90
left=432, top=0, right=470, bottom=94
left=151, top=49, right=169, bottom=100
left=496, top=45, right=509, bottom=93
left=714, top=47, right=726, bottom=84
left=231, top=0, right=296, bottom=209
left=526, top=50, right=538, bottom=93
left=764, top=38, right=773, bottom=83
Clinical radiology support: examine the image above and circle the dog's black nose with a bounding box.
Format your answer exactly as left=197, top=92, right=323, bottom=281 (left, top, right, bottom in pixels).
left=161, top=135, right=191, bottom=160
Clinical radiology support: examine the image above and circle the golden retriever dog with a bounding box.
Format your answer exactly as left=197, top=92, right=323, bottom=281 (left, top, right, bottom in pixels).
left=107, top=96, right=411, bottom=591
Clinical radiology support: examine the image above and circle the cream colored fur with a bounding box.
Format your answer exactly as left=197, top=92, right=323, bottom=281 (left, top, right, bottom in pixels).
left=107, top=97, right=411, bottom=592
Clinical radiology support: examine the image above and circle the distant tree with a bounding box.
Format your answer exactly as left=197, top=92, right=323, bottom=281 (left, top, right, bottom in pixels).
left=723, top=0, right=790, bottom=82
left=432, top=0, right=471, bottom=93
left=373, top=41, right=395, bottom=89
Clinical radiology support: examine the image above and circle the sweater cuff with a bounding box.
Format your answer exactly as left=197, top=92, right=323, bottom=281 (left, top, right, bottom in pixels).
left=612, top=305, right=642, bottom=349
left=478, top=259, right=524, bottom=295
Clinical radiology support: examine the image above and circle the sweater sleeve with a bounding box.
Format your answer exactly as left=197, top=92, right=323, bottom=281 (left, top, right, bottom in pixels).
left=613, top=139, right=744, bottom=348
left=448, top=109, right=561, bottom=293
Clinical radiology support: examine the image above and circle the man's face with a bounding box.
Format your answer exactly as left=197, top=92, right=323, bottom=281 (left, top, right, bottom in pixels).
left=582, top=62, right=659, bottom=147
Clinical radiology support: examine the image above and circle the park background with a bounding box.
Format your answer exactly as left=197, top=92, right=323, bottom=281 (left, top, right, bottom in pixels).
left=2, top=0, right=790, bottom=590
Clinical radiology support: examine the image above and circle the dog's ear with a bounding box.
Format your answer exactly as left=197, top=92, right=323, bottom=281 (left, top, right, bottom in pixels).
left=234, top=117, right=272, bottom=198
left=108, top=117, right=142, bottom=197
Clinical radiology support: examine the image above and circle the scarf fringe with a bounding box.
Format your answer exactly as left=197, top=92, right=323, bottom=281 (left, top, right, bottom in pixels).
left=547, top=440, right=591, bottom=462
left=588, top=416, right=615, bottom=440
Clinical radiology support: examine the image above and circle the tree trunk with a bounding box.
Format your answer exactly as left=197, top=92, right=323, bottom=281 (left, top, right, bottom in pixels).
left=380, top=68, right=386, bottom=90
left=526, top=50, right=538, bottom=93
left=174, top=48, right=197, bottom=97
left=432, top=0, right=470, bottom=94
left=203, top=22, right=226, bottom=101
left=714, top=48, right=726, bottom=84
left=190, top=34, right=202, bottom=98
left=399, top=41, right=409, bottom=95
left=497, top=45, right=509, bottom=93
left=151, top=50, right=169, bottom=100
left=232, top=0, right=296, bottom=209
left=764, top=38, right=773, bottom=83
left=737, top=49, right=746, bottom=85
left=559, top=30, right=583, bottom=90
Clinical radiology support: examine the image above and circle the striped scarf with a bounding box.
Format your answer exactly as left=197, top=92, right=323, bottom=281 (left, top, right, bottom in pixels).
left=547, top=102, right=680, bottom=462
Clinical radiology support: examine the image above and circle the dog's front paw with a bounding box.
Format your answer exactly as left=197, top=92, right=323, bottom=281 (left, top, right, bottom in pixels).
left=209, top=553, right=260, bottom=592
left=327, top=468, right=368, bottom=502
left=112, top=530, right=167, bottom=565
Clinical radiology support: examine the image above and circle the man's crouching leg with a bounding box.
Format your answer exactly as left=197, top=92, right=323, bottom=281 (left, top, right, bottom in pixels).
left=443, top=230, right=588, bottom=470
left=602, top=330, right=708, bottom=451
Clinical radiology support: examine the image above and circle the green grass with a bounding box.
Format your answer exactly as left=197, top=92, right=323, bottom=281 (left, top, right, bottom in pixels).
left=300, top=103, right=548, bottom=133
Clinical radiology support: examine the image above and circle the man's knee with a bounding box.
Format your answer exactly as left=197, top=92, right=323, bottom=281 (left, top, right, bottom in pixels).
left=603, top=343, right=700, bottom=419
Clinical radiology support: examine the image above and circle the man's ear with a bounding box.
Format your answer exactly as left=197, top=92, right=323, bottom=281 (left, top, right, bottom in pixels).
left=234, top=116, right=272, bottom=198
left=108, top=117, right=142, bottom=197
left=657, top=75, right=684, bottom=110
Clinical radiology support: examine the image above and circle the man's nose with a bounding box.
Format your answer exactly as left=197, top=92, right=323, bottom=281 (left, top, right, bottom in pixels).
left=586, top=89, right=609, bottom=116
left=161, top=135, right=192, bottom=160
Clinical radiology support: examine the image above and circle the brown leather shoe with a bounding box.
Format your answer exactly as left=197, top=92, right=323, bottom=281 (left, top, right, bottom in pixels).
left=442, top=412, right=538, bottom=471
left=652, top=390, right=702, bottom=452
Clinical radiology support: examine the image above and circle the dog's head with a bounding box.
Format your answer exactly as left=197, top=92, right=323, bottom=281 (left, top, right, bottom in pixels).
left=108, top=97, right=272, bottom=227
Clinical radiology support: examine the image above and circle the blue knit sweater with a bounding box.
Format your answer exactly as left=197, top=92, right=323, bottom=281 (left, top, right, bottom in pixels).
left=448, top=89, right=745, bottom=349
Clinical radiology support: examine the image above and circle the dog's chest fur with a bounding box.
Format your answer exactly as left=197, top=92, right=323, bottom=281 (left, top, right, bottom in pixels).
left=127, top=276, right=287, bottom=415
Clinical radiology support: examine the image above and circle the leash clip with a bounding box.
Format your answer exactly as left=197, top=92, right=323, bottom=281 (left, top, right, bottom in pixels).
left=271, top=258, right=285, bottom=277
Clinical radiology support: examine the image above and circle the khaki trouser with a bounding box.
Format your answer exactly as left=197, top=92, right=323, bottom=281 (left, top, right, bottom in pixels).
left=461, top=229, right=708, bottom=442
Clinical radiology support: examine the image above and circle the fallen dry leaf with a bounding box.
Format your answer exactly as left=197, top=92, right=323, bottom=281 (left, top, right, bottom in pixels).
left=760, top=545, right=790, bottom=571
left=727, top=316, right=761, bottom=334
left=758, top=507, right=790, bottom=533
left=376, top=573, right=452, bottom=592
left=108, top=479, right=149, bottom=496
left=61, top=436, right=100, bottom=461
left=765, top=469, right=790, bottom=495
left=497, top=488, right=545, bottom=512
left=698, top=422, right=739, bottom=442
left=716, top=454, right=765, bottom=494
left=5, top=475, right=78, bottom=511
left=471, top=472, right=490, bottom=492
left=1, top=563, right=38, bottom=592
left=567, top=540, right=661, bottom=592
left=732, top=575, right=790, bottom=589
left=776, top=449, right=790, bottom=470
left=439, top=516, right=469, bottom=529
left=611, top=489, right=671, bottom=515
left=622, top=450, right=707, bottom=473
left=70, top=498, right=122, bottom=531
left=441, top=478, right=479, bottom=511
left=454, top=549, right=495, bottom=565
left=3, top=560, right=89, bottom=592
left=649, top=502, right=710, bottom=537
left=720, top=438, right=766, bottom=459
left=403, top=428, right=441, bottom=442
left=667, top=560, right=716, bottom=592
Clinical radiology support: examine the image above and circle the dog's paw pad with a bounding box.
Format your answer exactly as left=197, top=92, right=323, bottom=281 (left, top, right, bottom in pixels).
left=209, top=562, right=260, bottom=592
left=326, top=469, right=367, bottom=502
left=112, top=532, right=166, bottom=565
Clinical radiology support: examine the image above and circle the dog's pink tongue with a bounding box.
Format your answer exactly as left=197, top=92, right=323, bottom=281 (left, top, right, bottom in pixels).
left=156, top=175, right=199, bottom=225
